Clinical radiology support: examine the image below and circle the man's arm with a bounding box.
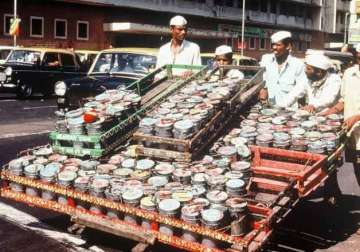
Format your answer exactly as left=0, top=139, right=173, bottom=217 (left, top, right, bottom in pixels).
left=193, top=45, right=202, bottom=66
left=309, top=75, right=341, bottom=112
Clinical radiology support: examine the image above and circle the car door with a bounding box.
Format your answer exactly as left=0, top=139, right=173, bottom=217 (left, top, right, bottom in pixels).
left=41, top=52, right=61, bottom=93
left=60, top=53, right=81, bottom=80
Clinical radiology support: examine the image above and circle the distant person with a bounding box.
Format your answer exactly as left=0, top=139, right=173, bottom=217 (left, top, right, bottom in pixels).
left=156, top=15, right=201, bottom=78
left=278, top=54, right=341, bottom=113
left=259, top=31, right=307, bottom=107
left=207, top=45, right=244, bottom=81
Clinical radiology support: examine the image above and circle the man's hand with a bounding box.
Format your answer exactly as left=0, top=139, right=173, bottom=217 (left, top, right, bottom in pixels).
left=259, top=88, right=268, bottom=104
left=318, top=108, right=335, bottom=116
left=181, top=71, right=193, bottom=79
left=301, top=105, right=316, bottom=114
left=343, top=115, right=360, bottom=130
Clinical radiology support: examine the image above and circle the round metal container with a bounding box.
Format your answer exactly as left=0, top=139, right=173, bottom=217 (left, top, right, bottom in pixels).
left=191, top=173, right=209, bottom=186
left=206, top=175, right=227, bottom=191
left=57, top=170, right=77, bottom=187
left=122, top=188, right=143, bottom=206
left=158, top=198, right=180, bottom=217
left=226, top=179, right=246, bottom=196
left=135, top=159, right=155, bottom=171
left=206, top=190, right=228, bottom=205
left=74, top=176, right=90, bottom=192
left=154, top=162, right=175, bottom=178
left=172, top=191, right=193, bottom=205
left=113, top=168, right=133, bottom=178
left=172, top=169, right=192, bottom=185
left=97, top=164, right=117, bottom=174
left=217, top=146, right=238, bottom=163
left=80, top=160, right=99, bottom=171
left=148, top=176, right=168, bottom=188
left=24, top=164, right=43, bottom=179
left=131, top=170, right=151, bottom=182
left=121, top=158, right=136, bottom=170
left=139, top=117, right=157, bottom=135
left=256, top=133, right=273, bottom=147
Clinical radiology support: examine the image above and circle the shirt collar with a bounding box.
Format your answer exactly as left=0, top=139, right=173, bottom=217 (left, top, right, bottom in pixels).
left=170, top=39, right=187, bottom=52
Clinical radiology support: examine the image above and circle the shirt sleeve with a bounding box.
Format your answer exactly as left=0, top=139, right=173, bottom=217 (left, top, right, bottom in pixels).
left=339, top=71, right=347, bottom=102
left=259, top=55, right=268, bottom=88
left=310, top=75, right=341, bottom=111
left=192, top=44, right=202, bottom=66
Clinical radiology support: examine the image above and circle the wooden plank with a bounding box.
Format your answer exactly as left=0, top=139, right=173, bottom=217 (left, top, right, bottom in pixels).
left=252, top=166, right=302, bottom=180
left=136, top=146, right=191, bottom=161
left=250, top=177, right=290, bottom=192
left=259, top=159, right=306, bottom=172
left=133, top=132, right=188, bottom=146
left=73, top=212, right=156, bottom=245
left=141, top=80, right=176, bottom=105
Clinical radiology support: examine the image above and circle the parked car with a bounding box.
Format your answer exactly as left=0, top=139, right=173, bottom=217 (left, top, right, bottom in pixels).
left=55, top=47, right=158, bottom=110
left=0, top=46, right=14, bottom=64
left=0, top=47, right=84, bottom=98
left=75, top=50, right=99, bottom=72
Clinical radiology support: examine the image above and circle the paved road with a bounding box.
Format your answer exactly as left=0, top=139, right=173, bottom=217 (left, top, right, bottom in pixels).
left=0, top=96, right=359, bottom=252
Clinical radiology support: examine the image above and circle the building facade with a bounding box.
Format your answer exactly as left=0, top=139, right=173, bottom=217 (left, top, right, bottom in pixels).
left=0, top=0, right=351, bottom=59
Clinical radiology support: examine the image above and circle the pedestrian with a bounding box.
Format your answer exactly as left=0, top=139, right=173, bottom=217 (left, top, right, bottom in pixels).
left=259, top=31, right=307, bottom=107
left=321, top=44, right=360, bottom=188
left=207, top=45, right=244, bottom=81
left=156, top=15, right=201, bottom=78
left=277, top=54, right=341, bottom=113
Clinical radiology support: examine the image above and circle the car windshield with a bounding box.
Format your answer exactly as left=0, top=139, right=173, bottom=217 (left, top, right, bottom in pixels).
left=92, top=52, right=156, bottom=74
left=0, top=49, right=11, bottom=61
left=7, top=50, right=41, bottom=64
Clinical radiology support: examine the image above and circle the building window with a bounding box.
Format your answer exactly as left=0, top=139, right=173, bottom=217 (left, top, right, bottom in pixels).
left=3, top=14, right=13, bottom=35
left=259, top=38, right=266, bottom=50
left=306, top=41, right=311, bottom=49
left=30, top=16, right=44, bottom=38
left=249, top=37, right=256, bottom=49
left=77, top=21, right=89, bottom=40
left=54, top=19, right=67, bottom=39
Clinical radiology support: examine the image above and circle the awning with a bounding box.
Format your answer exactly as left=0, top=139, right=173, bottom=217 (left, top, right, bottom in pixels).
left=103, top=22, right=237, bottom=39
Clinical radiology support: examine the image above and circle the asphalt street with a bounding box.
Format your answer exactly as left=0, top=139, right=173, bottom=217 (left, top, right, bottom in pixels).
left=0, top=95, right=359, bottom=252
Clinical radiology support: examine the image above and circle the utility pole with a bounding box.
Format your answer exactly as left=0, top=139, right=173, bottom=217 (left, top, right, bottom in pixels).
left=241, top=0, right=246, bottom=56
left=13, top=0, right=17, bottom=46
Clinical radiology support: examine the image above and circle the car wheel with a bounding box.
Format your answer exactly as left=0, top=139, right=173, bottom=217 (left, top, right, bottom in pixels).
left=16, top=83, right=33, bottom=99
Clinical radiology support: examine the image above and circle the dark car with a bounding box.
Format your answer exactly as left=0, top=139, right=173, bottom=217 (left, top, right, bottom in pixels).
left=55, top=48, right=158, bottom=110
left=0, top=47, right=84, bottom=98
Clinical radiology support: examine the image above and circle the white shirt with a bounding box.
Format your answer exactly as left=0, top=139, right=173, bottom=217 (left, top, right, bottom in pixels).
left=279, top=73, right=341, bottom=112
left=156, top=39, right=201, bottom=76
left=260, top=54, right=307, bottom=107
left=208, top=68, right=244, bottom=82
left=341, top=65, right=360, bottom=150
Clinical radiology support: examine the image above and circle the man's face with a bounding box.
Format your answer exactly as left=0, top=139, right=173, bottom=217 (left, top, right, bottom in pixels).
left=305, top=64, right=323, bottom=81
left=215, top=55, right=231, bottom=66
left=171, top=26, right=187, bottom=41
left=271, top=41, right=289, bottom=58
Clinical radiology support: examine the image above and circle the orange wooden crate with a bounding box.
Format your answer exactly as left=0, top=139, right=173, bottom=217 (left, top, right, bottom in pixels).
left=250, top=146, right=328, bottom=197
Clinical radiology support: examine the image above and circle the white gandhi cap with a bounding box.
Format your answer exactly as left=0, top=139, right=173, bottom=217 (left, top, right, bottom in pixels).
left=215, top=45, right=233, bottom=56
left=305, top=54, right=332, bottom=70
left=271, top=31, right=292, bottom=43
left=170, top=15, right=187, bottom=26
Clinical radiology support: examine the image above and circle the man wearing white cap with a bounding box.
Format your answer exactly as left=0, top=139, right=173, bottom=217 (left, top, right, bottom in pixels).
left=209, top=45, right=244, bottom=81
left=279, top=54, right=341, bottom=113
left=321, top=43, right=360, bottom=187
left=156, top=15, right=201, bottom=77
left=259, top=31, right=307, bottom=107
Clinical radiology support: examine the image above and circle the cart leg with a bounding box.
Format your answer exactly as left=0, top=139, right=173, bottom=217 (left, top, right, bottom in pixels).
left=132, top=242, right=150, bottom=252
left=323, top=169, right=341, bottom=205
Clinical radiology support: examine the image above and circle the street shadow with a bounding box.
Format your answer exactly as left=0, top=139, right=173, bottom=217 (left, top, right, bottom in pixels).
left=269, top=194, right=360, bottom=252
